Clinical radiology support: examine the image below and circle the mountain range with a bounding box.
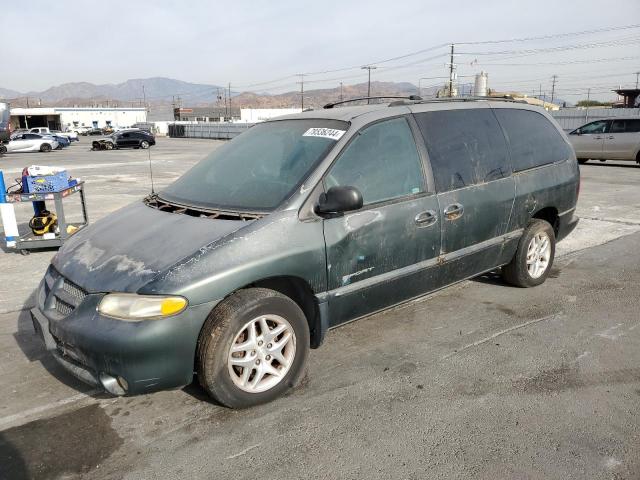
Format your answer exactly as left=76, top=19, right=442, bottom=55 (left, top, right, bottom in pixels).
left=1, top=77, right=569, bottom=117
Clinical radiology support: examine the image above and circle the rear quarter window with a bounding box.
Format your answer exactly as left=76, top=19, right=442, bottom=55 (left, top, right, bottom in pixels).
left=414, top=109, right=511, bottom=192
left=494, top=109, right=572, bottom=172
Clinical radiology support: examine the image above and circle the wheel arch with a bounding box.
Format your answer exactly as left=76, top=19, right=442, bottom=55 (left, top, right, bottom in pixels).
left=532, top=206, right=559, bottom=236
left=247, top=275, right=325, bottom=349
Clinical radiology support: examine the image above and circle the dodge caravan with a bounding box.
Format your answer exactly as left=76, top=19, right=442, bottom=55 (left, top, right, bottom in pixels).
left=32, top=98, right=579, bottom=408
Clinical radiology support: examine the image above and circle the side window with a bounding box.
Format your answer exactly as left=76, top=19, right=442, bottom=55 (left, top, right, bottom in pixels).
left=578, top=120, right=608, bottom=134
left=626, top=119, right=640, bottom=133
left=326, top=117, right=424, bottom=205
left=414, top=109, right=510, bottom=192
left=610, top=120, right=626, bottom=133
left=494, top=109, right=572, bottom=172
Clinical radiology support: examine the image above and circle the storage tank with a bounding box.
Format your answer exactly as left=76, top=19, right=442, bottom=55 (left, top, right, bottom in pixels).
left=474, top=72, right=488, bottom=97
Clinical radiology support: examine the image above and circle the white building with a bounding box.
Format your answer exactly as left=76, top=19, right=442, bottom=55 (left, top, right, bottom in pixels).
left=239, top=108, right=302, bottom=123
left=10, top=107, right=147, bottom=131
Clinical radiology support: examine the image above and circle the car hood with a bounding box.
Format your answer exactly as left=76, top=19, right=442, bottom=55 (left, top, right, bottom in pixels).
left=53, top=200, right=249, bottom=293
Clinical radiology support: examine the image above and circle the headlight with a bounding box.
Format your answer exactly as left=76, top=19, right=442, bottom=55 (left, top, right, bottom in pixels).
left=98, top=293, right=188, bottom=321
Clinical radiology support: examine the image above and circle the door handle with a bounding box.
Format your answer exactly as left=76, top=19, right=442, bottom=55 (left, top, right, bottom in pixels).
left=414, top=210, right=437, bottom=227
left=607, top=136, right=615, bottom=139
left=443, top=203, right=464, bottom=220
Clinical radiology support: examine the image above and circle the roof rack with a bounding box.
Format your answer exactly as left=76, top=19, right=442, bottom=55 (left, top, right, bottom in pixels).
left=413, top=95, right=527, bottom=105
left=323, top=95, right=423, bottom=109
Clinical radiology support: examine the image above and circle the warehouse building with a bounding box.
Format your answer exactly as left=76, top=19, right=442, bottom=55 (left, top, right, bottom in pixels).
left=174, top=106, right=302, bottom=123
left=10, top=106, right=147, bottom=130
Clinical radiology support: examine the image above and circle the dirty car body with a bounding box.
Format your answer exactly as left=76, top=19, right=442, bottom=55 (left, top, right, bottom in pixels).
left=32, top=99, right=579, bottom=402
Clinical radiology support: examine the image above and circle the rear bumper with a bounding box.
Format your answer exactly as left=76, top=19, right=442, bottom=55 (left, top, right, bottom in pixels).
left=557, top=208, right=579, bottom=242
left=32, top=280, right=217, bottom=395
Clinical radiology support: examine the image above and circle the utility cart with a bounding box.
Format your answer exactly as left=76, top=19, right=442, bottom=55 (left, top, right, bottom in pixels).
left=5, top=182, right=89, bottom=255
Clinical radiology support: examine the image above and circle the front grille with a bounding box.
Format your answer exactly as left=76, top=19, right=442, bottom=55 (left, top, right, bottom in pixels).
left=47, top=266, right=88, bottom=318
left=55, top=298, right=74, bottom=316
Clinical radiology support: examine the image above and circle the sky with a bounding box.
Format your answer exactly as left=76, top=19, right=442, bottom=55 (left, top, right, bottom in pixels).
left=2, top=0, right=640, bottom=101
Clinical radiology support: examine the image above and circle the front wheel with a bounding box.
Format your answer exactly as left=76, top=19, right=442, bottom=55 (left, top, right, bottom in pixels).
left=502, top=219, right=556, bottom=288
left=140, top=140, right=150, bottom=149
left=196, top=288, right=309, bottom=408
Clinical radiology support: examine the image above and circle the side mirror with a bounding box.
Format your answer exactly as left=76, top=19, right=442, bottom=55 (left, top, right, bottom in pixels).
left=572, top=129, right=582, bottom=135
left=316, top=186, right=363, bottom=215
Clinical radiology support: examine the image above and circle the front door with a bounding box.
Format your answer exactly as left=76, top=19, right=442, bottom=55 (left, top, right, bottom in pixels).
left=413, top=107, right=515, bottom=281
left=570, top=119, right=608, bottom=159
left=323, top=116, right=441, bottom=325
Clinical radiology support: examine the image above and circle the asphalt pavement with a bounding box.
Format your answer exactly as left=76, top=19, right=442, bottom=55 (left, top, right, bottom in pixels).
left=0, top=139, right=639, bottom=479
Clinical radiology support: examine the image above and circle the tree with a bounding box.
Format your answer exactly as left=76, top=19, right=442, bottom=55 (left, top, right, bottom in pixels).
left=575, top=100, right=612, bottom=107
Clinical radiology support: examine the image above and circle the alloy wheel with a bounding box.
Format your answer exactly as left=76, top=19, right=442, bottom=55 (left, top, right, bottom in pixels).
left=227, top=314, right=296, bottom=393
left=526, top=232, right=551, bottom=279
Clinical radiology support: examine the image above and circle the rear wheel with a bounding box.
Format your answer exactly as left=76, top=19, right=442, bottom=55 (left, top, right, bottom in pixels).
left=196, top=288, right=309, bottom=408
left=0, top=145, right=7, bottom=154
left=502, top=219, right=556, bottom=288
left=40, top=143, right=52, bottom=153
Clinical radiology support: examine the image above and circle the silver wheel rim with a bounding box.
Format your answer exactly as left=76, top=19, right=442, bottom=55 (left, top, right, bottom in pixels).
left=227, top=314, right=296, bottom=393
left=526, top=232, right=551, bottom=279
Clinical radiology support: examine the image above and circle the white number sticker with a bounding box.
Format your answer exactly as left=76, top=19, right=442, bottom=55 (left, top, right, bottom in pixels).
left=303, top=128, right=346, bottom=140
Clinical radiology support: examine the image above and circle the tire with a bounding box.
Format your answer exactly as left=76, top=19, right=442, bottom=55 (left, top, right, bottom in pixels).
left=105, top=142, right=114, bottom=150
left=140, top=140, right=150, bottom=149
left=196, top=288, right=309, bottom=408
left=40, top=143, right=52, bottom=153
left=0, top=145, right=7, bottom=154
left=578, top=159, right=588, bottom=165
left=502, top=219, right=556, bottom=288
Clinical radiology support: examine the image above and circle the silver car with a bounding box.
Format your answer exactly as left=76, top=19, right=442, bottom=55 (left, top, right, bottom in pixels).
left=2, top=133, right=59, bottom=153
left=568, top=117, right=640, bottom=165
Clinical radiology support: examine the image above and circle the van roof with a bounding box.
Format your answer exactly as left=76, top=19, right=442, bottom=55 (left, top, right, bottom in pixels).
left=276, top=97, right=536, bottom=122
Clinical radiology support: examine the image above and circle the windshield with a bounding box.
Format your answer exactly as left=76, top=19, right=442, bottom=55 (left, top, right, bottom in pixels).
left=160, top=119, right=348, bottom=211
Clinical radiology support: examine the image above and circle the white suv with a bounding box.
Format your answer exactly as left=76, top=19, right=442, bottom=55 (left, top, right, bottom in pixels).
left=569, top=118, right=640, bottom=164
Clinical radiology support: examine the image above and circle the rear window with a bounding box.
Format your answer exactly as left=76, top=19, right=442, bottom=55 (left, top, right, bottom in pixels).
left=494, top=109, right=571, bottom=172
left=414, top=109, right=511, bottom=192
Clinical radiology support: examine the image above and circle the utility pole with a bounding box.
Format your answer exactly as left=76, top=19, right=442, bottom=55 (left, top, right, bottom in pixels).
left=296, top=74, right=305, bottom=110
left=448, top=44, right=456, bottom=97
left=361, top=66, right=377, bottom=103
left=550, top=75, right=558, bottom=104
left=584, top=88, right=591, bottom=123
left=635, top=71, right=640, bottom=89
left=142, top=85, right=146, bottom=109
left=340, top=82, right=343, bottom=102
left=228, top=83, right=232, bottom=121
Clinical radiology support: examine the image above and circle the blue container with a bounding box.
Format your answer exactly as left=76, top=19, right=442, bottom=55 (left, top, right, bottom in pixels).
left=23, top=171, right=69, bottom=193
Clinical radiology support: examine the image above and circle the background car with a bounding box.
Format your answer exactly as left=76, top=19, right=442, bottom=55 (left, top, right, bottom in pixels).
left=92, top=130, right=156, bottom=150
left=568, top=118, right=640, bottom=164
left=48, top=133, right=70, bottom=149
left=3, top=133, right=58, bottom=153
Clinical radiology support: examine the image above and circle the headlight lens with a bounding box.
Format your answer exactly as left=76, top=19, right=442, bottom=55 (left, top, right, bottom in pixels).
left=98, top=294, right=188, bottom=321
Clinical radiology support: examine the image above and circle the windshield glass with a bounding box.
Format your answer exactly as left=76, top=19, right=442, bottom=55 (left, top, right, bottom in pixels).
left=160, top=119, right=348, bottom=211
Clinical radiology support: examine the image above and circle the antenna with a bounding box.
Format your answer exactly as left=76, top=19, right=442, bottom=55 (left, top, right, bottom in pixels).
left=148, top=146, right=155, bottom=195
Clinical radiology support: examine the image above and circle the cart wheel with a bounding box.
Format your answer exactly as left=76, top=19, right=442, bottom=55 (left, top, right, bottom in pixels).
left=20, top=249, right=30, bottom=256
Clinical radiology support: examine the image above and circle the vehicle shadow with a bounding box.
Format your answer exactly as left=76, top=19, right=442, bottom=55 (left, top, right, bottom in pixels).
left=0, top=432, right=29, bottom=480
left=471, top=269, right=513, bottom=287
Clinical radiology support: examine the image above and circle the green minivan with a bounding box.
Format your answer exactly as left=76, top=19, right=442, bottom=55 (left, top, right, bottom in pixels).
left=32, top=98, right=579, bottom=408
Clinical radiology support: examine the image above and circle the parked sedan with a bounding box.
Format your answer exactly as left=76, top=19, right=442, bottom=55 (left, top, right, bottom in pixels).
left=92, top=130, right=155, bottom=150
left=1, top=133, right=58, bottom=153
left=568, top=118, right=640, bottom=164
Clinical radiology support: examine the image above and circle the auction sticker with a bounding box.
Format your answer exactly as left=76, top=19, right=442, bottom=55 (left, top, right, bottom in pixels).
left=303, top=128, right=346, bottom=140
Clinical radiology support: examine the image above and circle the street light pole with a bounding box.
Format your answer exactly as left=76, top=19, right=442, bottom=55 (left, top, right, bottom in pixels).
left=361, top=66, right=377, bottom=103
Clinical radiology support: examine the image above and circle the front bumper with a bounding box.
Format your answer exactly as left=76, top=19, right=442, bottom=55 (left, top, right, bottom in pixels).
left=32, top=277, right=217, bottom=395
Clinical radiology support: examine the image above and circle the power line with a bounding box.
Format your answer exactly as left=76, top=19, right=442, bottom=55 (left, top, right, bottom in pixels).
left=456, top=23, right=640, bottom=45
